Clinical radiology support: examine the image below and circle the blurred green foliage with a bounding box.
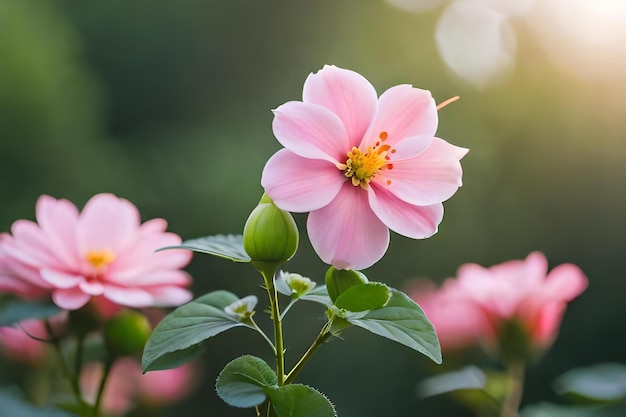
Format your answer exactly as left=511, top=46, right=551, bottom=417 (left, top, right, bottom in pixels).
left=1, top=1, right=625, bottom=416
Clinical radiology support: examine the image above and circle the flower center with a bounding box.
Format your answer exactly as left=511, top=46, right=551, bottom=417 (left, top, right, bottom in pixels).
left=344, top=132, right=395, bottom=188
left=86, top=249, right=116, bottom=270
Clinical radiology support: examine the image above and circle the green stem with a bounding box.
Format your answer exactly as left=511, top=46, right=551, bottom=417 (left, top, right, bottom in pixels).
left=248, top=316, right=277, bottom=355
left=260, top=267, right=285, bottom=386
left=44, top=320, right=82, bottom=403
left=93, top=358, right=114, bottom=417
left=279, top=299, right=298, bottom=320
left=284, top=319, right=333, bottom=385
left=500, top=361, right=526, bottom=417
left=74, top=335, right=84, bottom=388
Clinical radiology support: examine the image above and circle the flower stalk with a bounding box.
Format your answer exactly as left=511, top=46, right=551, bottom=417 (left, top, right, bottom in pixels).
left=260, top=267, right=286, bottom=385
left=285, top=318, right=333, bottom=384
left=500, top=361, right=525, bottom=417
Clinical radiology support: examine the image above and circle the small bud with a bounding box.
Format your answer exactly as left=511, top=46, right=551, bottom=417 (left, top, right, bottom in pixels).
left=104, top=310, right=152, bottom=357
left=243, top=194, right=299, bottom=266
left=224, top=296, right=258, bottom=321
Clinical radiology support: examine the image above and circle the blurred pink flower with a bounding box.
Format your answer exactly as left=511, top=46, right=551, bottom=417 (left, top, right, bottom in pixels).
left=137, top=363, right=196, bottom=407
left=0, top=319, right=49, bottom=365
left=80, top=358, right=197, bottom=416
left=262, top=65, right=467, bottom=270
left=406, top=278, right=486, bottom=352
left=81, top=359, right=139, bottom=416
left=455, top=252, right=588, bottom=353
left=1, top=194, right=193, bottom=310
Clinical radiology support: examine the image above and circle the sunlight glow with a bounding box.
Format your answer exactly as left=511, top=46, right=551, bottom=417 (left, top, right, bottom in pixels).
left=529, top=0, right=626, bottom=80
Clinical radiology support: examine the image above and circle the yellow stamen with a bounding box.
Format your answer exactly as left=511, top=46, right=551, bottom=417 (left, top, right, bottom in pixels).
left=436, top=96, right=460, bottom=111
left=344, top=134, right=395, bottom=188
left=86, top=249, right=116, bottom=269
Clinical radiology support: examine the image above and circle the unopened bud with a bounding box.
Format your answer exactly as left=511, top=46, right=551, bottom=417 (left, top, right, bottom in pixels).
left=325, top=267, right=368, bottom=302
left=104, top=310, right=152, bottom=357
left=243, top=194, right=299, bottom=266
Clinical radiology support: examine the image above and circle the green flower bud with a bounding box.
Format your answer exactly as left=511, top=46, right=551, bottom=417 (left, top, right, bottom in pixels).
left=325, top=266, right=368, bottom=303
left=243, top=194, right=299, bottom=267
left=104, top=310, right=152, bottom=357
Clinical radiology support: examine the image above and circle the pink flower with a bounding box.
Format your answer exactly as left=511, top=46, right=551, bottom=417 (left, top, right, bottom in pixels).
left=455, top=252, right=588, bottom=354
left=262, top=65, right=467, bottom=270
left=137, top=363, right=196, bottom=407
left=405, top=278, right=486, bottom=352
left=1, top=194, right=193, bottom=310
left=81, top=359, right=139, bottom=416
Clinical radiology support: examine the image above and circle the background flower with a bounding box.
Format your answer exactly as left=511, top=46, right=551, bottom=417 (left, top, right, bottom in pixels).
left=80, top=358, right=197, bottom=416
left=455, top=252, right=587, bottom=355
left=1, top=193, right=193, bottom=310
left=262, top=65, right=467, bottom=270
left=405, top=278, right=486, bottom=352
left=0, top=319, right=50, bottom=365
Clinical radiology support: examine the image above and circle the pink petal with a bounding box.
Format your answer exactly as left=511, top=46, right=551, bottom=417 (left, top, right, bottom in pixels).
left=302, top=65, right=378, bottom=144
left=143, top=286, right=193, bottom=307
left=490, top=252, right=548, bottom=287
left=362, top=84, right=438, bottom=148
left=8, top=220, right=63, bottom=268
left=384, top=135, right=433, bottom=161
left=262, top=149, right=345, bottom=212
left=307, top=183, right=389, bottom=270
left=531, top=302, right=565, bottom=346
left=543, top=263, right=588, bottom=301
left=368, top=184, right=443, bottom=238
left=40, top=269, right=83, bottom=289
left=109, top=233, right=190, bottom=279
left=379, top=138, right=468, bottom=206
left=103, top=286, right=154, bottom=307
left=77, top=194, right=141, bottom=253
left=272, top=101, right=351, bottom=163
left=53, top=287, right=91, bottom=310
left=79, top=281, right=105, bottom=296
left=112, top=269, right=191, bottom=286
left=36, top=195, right=80, bottom=268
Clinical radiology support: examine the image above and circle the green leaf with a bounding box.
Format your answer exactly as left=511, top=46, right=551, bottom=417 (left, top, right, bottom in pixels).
left=0, top=390, right=80, bottom=417
left=417, top=366, right=486, bottom=398
left=159, top=234, right=251, bottom=262
left=265, top=384, right=336, bottom=417
left=324, top=267, right=368, bottom=302
left=299, top=285, right=333, bottom=306
left=0, top=299, right=61, bottom=326
left=334, top=282, right=391, bottom=312
left=142, top=291, right=251, bottom=372
left=553, top=363, right=626, bottom=403
left=345, top=288, right=442, bottom=364
left=216, top=355, right=278, bottom=408
left=520, top=403, right=626, bottom=417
